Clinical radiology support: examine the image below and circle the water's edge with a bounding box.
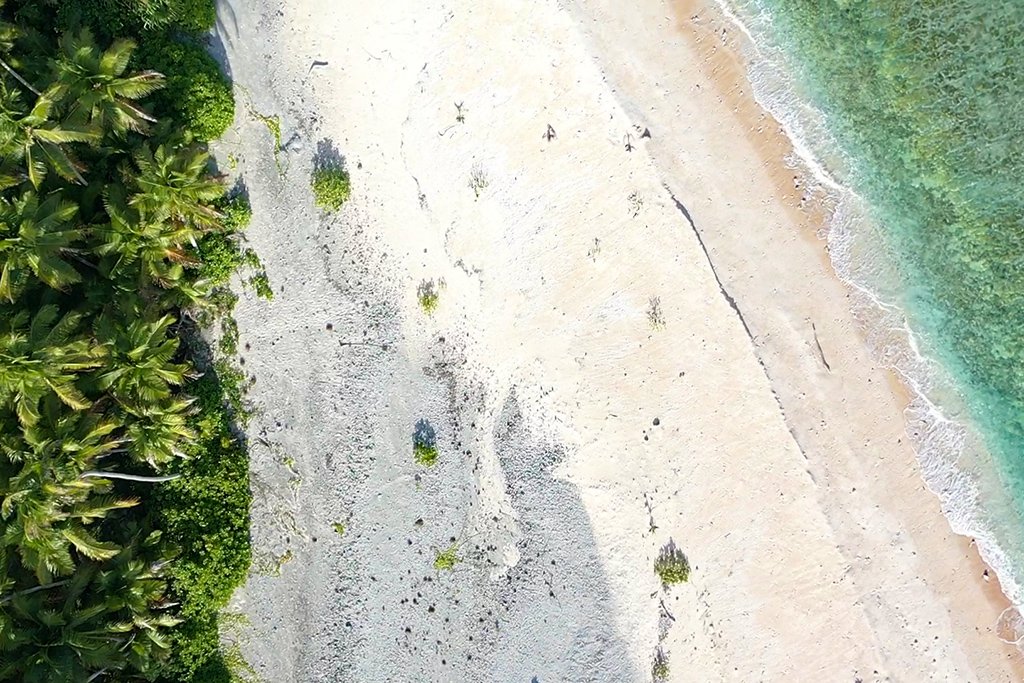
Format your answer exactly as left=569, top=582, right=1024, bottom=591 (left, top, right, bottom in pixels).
left=709, top=0, right=1024, bottom=639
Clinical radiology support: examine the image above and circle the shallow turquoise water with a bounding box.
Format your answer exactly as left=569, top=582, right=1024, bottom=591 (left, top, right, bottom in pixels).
left=723, top=0, right=1024, bottom=591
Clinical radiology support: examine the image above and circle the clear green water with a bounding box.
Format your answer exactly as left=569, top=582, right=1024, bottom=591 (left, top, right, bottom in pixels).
left=724, top=0, right=1024, bottom=596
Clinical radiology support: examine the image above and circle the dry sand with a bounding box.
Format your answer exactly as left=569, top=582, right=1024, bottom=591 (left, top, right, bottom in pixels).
left=210, top=0, right=1024, bottom=679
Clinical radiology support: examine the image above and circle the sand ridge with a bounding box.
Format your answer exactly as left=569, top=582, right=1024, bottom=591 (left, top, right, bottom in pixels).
left=212, top=0, right=1024, bottom=679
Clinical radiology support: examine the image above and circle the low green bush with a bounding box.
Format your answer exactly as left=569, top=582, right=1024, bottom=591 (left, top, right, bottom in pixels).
left=248, top=271, right=273, bottom=300
left=311, top=166, right=351, bottom=211
left=152, top=373, right=252, bottom=681
left=654, top=544, right=690, bottom=585
left=414, top=442, right=438, bottom=466
left=218, top=194, right=253, bottom=232
left=165, top=0, right=217, bottom=33
left=137, top=36, right=234, bottom=141
left=434, top=543, right=460, bottom=571
left=196, top=233, right=244, bottom=286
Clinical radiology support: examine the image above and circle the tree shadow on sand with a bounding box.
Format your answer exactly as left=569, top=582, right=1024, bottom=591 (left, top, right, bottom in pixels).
left=314, top=138, right=347, bottom=173
left=413, top=418, right=436, bottom=449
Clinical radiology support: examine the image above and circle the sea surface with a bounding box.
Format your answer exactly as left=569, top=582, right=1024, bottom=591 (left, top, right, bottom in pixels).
left=715, top=0, right=1024, bottom=618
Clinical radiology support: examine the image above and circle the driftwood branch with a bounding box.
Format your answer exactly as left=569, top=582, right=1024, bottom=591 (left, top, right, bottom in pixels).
left=811, top=322, right=831, bottom=372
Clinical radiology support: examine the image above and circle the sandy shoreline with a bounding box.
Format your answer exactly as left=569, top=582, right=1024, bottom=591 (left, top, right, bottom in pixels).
left=212, top=0, right=1024, bottom=679
left=671, top=0, right=1023, bottom=632
left=668, top=0, right=1024, bottom=665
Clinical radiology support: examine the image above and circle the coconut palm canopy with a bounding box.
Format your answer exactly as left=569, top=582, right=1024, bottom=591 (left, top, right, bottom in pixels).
left=0, top=2, right=254, bottom=681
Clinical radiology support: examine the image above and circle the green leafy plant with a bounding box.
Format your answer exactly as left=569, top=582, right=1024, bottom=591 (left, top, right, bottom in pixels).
left=218, top=193, right=253, bottom=232
left=136, top=36, right=235, bottom=141
left=196, top=232, right=245, bottom=286
left=332, top=522, right=346, bottom=536
left=652, top=648, right=670, bottom=681
left=218, top=316, right=239, bottom=356
left=417, top=279, right=439, bottom=314
left=414, top=441, right=438, bottom=467
left=433, top=543, right=460, bottom=571
left=52, top=0, right=218, bottom=36
left=654, top=543, right=690, bottom=586
left=311, top=166, right=351, bottom=211
left=248, top=271, right=273, bottom=300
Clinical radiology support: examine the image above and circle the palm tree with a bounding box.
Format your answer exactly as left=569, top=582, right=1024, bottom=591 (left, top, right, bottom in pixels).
left=0, top=84, right=99, bottom=188
left=46, top=29, right=165, bottom=138
left=0, top=399, right=136, bottom=581
left=128, top=141, right=224, bottom=231
left=0, top=305, right=104, bottom=427
left=0, top=16, right=38, bottom=99
left=92, top=313, right=192, bottom=409
left=120, top=396, right=195, bottom=469
left=0, top=191, right=83, bottom=302
left=94, top=184, right=201, bottom=292
left=0, top=546, right=178, bottom=682
left=88, top=537, right=180, bottom=675
left=0, top=575, right=125, bottom=681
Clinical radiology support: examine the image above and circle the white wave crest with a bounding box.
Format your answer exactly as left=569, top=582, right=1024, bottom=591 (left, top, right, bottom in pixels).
left=711, top=0, right=1024, bottom=615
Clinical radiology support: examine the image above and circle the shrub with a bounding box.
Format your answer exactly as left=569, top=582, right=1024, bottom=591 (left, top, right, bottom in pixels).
left=152, top=374, right=252, bottom=680
left=413, top=442, right=438, bottom=467
left=654, top=543, right=690, bottom=585
left=218, top=194, right=253, bottom=232
left=434, top=543, right=460, bottom=571
left=248, top=271, right=273, bottom=300
left=652, top=649, right=670, bottom=681
left=218, top=316, right=239, bottom=356
left=417, top=280, right=439, bottom=314
left=196, top=233, right=244, bottom=286
left=165, top=0, right=217, bottom=33
left=311, top=166, right=351, bottom=211
left=136, top=36, right=234, bottom=141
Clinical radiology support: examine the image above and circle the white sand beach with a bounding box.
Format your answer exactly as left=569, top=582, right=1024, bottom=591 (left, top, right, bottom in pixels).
left=212, top=0, right=1024, bottom=679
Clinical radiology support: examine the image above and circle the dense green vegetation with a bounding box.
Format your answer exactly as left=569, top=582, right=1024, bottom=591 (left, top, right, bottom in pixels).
left=310, top=166, right=350, bottom=212
left=0, top=0, right=257, bottom=680
left=433, top=543, right=460, bottom=571
left=413, top=442, right=438, bottom=466
left=653, top=544, right=689, bottom=586
left=753, top=1, right=1024, bottom=473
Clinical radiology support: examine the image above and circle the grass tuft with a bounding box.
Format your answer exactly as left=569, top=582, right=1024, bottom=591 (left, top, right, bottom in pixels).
left=654, top=543, right=690, bottom=586
left=652, top=648, right=670, bottom=681
left=413, top=442, right=439, bottom=467
left=417, top=280, right=440, bottom=314
left=433, top=543, right=460, bottom=571
left=468, top=165, right=488, bottom=198
left=647, top=296, right=666, bottom=330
